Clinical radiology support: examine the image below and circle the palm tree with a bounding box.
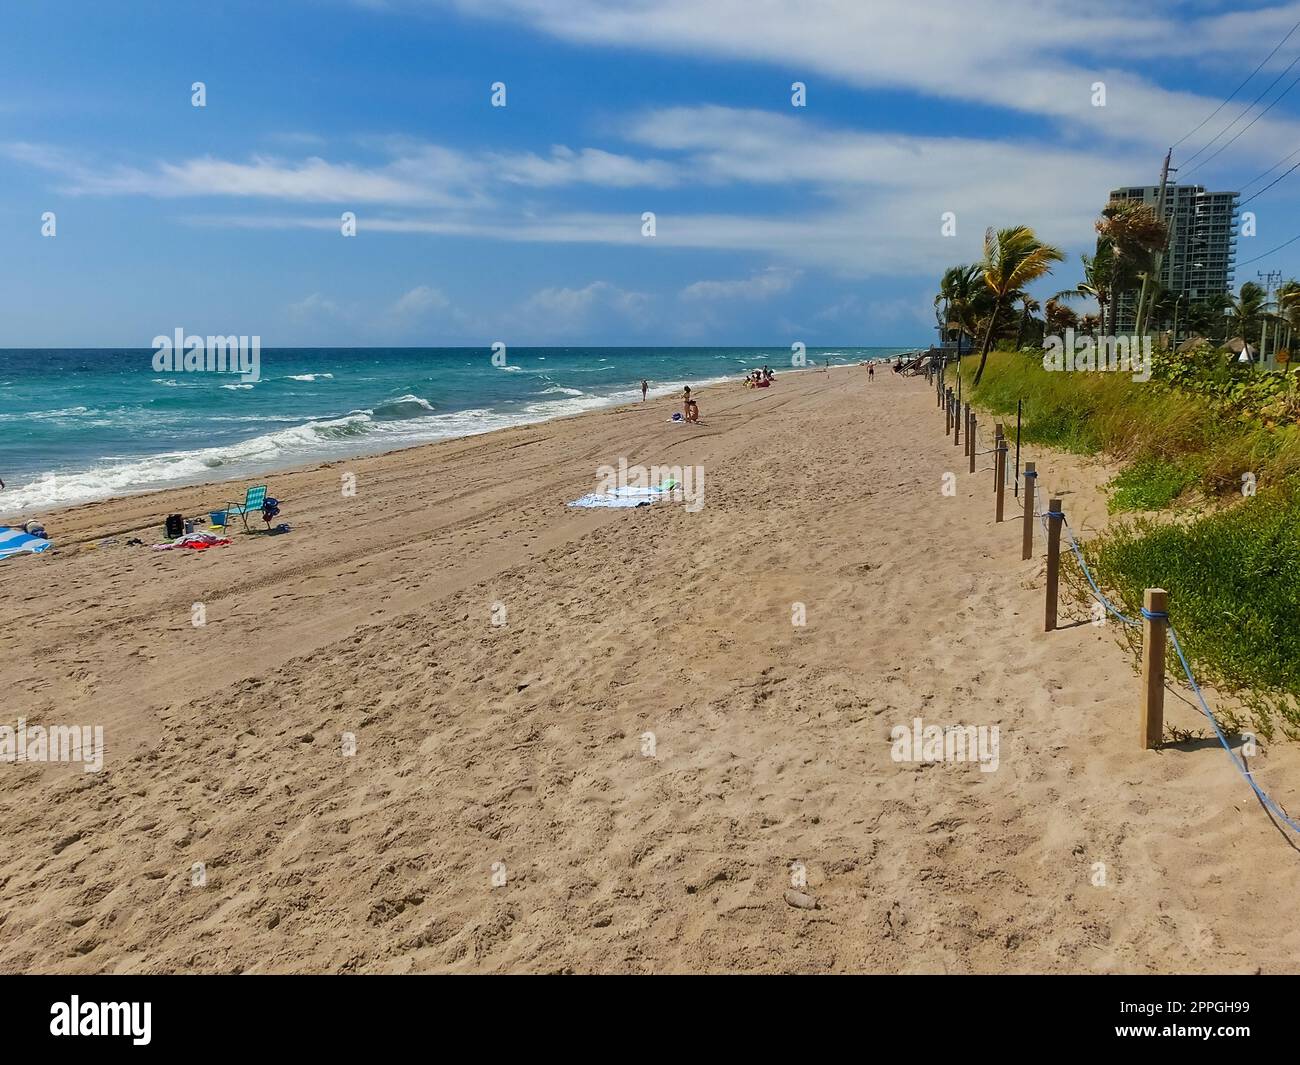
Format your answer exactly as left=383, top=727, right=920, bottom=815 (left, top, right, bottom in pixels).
left=1014, top=295, right=1042, bottom=348
left=1143, top=282, right=1178, bottom=337
left=1229, top=282, right=1267, bottom=352
left=934, top=264, right=986, bottom=356
left=1274, top=279, right=1300, bottom=356
left=1182, top=294, right=1233, bottom=343
left=1044, top=297, right=1078, bottom=335
left=1055, top=242, right=1114, bottom=335
left=972, top=226, right=1065, bottom=386
left=1096, top=200, right=1168, bottom=335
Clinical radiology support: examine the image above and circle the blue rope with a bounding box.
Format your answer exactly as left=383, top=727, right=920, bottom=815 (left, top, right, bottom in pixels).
left=1168, top=625, right=1300, bottom=836
left=1060, top=519, right=1140, bottom=627
left=1047, top=506, right=1300, bottom=837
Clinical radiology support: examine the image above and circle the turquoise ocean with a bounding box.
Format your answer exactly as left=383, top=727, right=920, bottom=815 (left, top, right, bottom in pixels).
left=0, top=346, right=910, bottom=516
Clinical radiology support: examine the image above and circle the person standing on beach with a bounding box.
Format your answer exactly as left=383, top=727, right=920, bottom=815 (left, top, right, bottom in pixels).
left=682, top=385, right=692, bottom=419
left=868, top=363, right=874, bottom=382
left=641, top=379, right=649, bottom=402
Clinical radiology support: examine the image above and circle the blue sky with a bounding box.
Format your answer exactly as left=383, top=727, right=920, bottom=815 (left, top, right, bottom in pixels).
left=5, top=0, right=1300, bottom=347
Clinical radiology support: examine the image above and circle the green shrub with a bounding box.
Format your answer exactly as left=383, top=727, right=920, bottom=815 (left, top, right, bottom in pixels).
left=1081, top=496, right=1300, bottom=736
left=961, top=348, right=1300, bottom=733
left=1107, top=459, right=1196, bottom=512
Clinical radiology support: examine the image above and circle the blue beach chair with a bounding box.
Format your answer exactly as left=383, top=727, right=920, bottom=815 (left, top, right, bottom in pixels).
left=224, top=485, right=268, bottom=533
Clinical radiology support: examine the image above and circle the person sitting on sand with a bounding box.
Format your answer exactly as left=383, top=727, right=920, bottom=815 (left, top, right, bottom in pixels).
left=686, top=398, right=699, bottom=423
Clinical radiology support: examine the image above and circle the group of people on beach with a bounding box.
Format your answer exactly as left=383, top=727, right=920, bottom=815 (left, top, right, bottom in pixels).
left=745, top=366, right=775, bottom=388
left=681, top=386, right=700, bottom=423
left=640, top=378, right=698, bottom=423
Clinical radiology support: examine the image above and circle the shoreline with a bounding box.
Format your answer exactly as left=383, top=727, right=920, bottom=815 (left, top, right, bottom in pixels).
left=1, top=359, right=893, bottom=526
left=3, top=362, right=874, bottom=540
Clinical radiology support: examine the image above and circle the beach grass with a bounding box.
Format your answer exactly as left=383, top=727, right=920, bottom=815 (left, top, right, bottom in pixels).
left=962, top=347, right=1300, bottom=735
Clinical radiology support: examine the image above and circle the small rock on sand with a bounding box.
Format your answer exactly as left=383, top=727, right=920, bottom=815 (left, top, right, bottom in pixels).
left=784, top=889, right=818, bottom=910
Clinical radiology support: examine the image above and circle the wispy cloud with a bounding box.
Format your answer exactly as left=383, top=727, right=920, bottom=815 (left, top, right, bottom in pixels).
left=428, top=0, right=1300, bottom=151
left=681, top=266, right=801, bottom=301
left=518, top=281, right=653, bottom=335
left=160, top=103, right=1135, bottom=277
left=287, top=292, right=343, bottom=320
left=389, top=284, right=451, bottom=316
left=2, top=138, right=676, bottom=205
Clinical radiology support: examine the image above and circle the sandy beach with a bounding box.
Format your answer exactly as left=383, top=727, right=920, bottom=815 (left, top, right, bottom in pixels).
left=2, top=364, right=1299, bottom=974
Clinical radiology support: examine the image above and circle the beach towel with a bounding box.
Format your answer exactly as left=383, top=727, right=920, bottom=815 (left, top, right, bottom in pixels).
left=150, top=532, right=232, bottom=551
left=566, top=493, right=654, bottom=509
left=0, top=526, right=53, bottom=561
left=566, top=480, right=680, bottom=509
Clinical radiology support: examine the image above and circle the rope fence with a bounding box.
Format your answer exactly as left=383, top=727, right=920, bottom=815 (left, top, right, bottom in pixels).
left=926, top=368, right=1300, bottom=838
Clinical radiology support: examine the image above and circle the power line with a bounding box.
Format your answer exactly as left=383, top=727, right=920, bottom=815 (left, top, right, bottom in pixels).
left=1172, top=16, right=1300, bottom=150
left=1182, top=67, right=1300, bottom=178
left=1181, top=48, right=1300, bottom=170
left=1239, top=142, right=1300, bottom=193
left=1240, top=154, right=1300, bottom=206
left=1237, top=231, right=1300, bottom=269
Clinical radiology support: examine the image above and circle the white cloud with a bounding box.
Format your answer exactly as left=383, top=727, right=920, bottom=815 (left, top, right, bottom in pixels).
left=518, top=281, right=652, bottom=334
left=287, top=292, right=343, bottom=320
left=3, top=138, right=675, bottom=205
left=489, top=145, right=680, bottom=187
left=681, top=266, right=801, bottom=301
left=206, top=105, right=1123, bottom=277
left=389, top=285, right=451, bottom=316
left=433, top=0, right=1300, bottom=151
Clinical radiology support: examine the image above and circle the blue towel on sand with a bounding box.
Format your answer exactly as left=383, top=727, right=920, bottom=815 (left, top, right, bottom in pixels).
left=0, top=526, right=53, bottom=561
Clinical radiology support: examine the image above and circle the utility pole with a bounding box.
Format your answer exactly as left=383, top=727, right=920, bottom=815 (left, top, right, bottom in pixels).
left=1258, top=269, right=1282, bottom=368
left=1136, top=148, right=1175, bottom=338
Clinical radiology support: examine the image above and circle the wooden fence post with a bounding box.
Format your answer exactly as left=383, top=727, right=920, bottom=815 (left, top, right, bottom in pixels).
left=1045, top=499, right=1062, bottom=631
left=1141, top=588, right=1168, bottom=750
left=995, top=433, right=1007, bottom=522
left=953, top=398, right=961, bottom=447
left=962, top=402, right=971, bottom=455
left=945, top=389, right=952, bottom=434
left=992, top=424, right=1004, bottom=492
left=969, top=417, right=977, bottom=474
left=1021, top=463, right=1036, bottom=560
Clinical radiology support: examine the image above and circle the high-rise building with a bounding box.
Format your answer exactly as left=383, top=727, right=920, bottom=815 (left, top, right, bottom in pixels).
left=1106, top=183, right=1238, bottom=334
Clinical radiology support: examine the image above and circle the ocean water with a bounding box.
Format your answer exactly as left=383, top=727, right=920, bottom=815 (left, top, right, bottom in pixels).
left=0, top=346, right=908, bottom=515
